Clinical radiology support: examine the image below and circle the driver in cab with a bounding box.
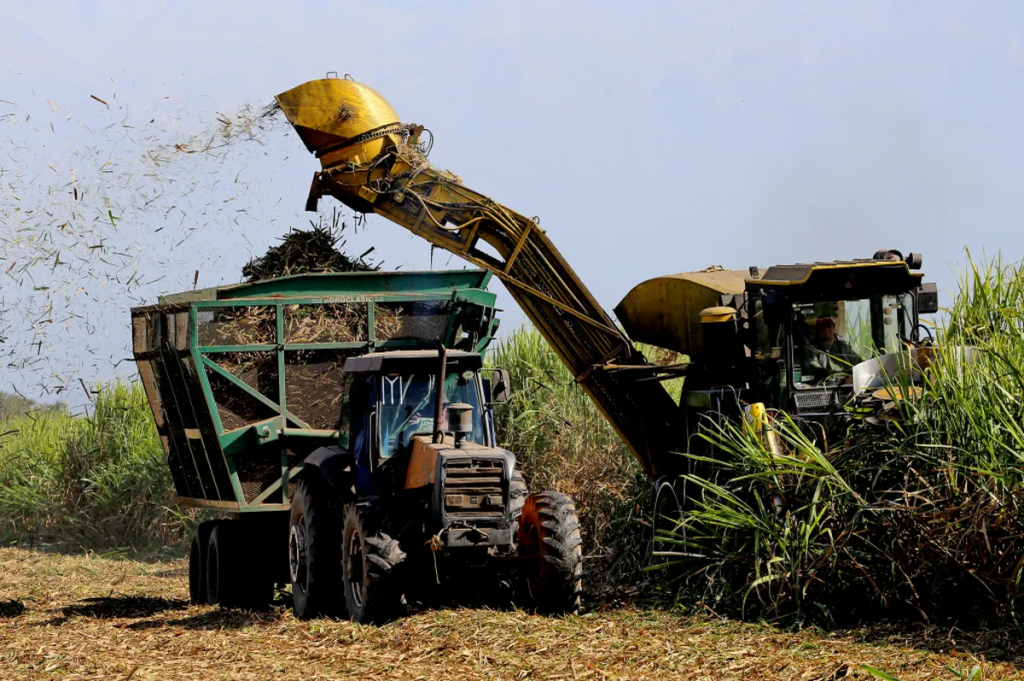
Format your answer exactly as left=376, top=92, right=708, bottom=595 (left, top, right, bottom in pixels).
left=802, top=316, right=862, bottom=384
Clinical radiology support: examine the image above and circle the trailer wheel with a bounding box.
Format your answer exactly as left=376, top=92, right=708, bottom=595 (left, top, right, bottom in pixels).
left=342, top=504, right=406, bottom=623
left=189, top=520, right=219, bottom=605
left=206, top=524, right=238, bottom=607
left=289, top=477, right=343, bottom=619
left=509, top=469, right=528, bottom=519
left=206, top=522, right=273, bottom=609
left=517, top=491, right=583, bottom=615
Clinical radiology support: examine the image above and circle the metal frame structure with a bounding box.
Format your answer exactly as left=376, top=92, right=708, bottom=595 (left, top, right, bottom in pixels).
left=132, top=270, right=499, bottom=513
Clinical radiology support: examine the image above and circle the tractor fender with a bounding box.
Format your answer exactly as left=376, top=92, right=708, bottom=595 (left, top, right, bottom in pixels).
left=300, top=446, right=357, bottom=505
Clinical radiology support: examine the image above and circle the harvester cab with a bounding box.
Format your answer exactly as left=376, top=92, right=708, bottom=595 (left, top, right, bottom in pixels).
left=617, top=249, right=940, bottom=432
left=748, top=250, right=938, bottom=417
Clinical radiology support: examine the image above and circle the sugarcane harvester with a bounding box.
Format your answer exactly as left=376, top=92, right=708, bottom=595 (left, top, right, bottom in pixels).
left=276, top=77, right=940, bottom=524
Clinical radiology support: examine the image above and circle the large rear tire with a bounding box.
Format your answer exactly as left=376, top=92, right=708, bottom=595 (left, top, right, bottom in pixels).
left=188, top=520, right=219, bottom=605
left=342, top=503, right=406, bottom=624
left=517, top=491, right=583, bottom=615
left=289, top=477, right=344, bottom=619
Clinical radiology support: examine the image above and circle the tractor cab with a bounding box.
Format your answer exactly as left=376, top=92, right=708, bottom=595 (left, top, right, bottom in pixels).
left=339, top=349, right=519, bottom=552
left=340, top=350, right=508, bottom=491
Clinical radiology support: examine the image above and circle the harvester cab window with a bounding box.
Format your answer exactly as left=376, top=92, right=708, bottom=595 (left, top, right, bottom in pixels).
left=898, top=292, right=916, bottom=340
left=791, top=295, right=913, bottom=388
left=794, top=306, right=864, bottom=386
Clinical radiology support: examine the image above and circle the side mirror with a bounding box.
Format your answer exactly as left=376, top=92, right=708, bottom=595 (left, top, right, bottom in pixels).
left=917, top=282, right=939, bottom=315
left=486, top=369, right=511, bottom=404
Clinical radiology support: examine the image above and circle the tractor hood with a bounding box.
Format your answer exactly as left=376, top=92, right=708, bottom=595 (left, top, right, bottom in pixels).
left=404, top=434, right=511, bottom=491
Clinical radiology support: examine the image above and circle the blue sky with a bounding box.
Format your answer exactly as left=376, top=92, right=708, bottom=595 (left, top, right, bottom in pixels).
left=2, top=1, right=1023, bottom=406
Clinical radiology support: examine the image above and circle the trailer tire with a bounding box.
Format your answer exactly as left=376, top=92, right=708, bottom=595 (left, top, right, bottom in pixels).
left=206, top=524, right=238, bottom=607
left=289, top=477, right=344, bottom=620
left=189, top=520, right=219, bottom=605
left=509, top=469, right=528, bottom=519
left=206, top=522, right=273, bottom=610
left=342, top=504, right=406, bottom=624
left=517, top=491, right=583, bottom=615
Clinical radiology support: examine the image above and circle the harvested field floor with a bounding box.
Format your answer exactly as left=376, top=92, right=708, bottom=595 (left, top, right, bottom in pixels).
left=1, top=547, right=1022, bottom=680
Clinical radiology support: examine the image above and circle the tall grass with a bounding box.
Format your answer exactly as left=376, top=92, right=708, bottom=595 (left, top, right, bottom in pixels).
left=0, top=382, right=182, bottom=549
left=657, top=253, right=1024, bottom=625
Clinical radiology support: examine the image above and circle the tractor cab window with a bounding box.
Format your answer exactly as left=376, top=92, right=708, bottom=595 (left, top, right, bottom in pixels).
left=378, top=368, right=485, bottom=458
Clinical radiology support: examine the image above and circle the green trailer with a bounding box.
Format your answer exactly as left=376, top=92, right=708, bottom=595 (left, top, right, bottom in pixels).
left=131, top=269, right=500, bottom=514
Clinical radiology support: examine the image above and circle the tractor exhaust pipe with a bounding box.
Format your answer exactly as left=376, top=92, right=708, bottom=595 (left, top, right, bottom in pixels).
left=433, top=345, right=447, bottom=444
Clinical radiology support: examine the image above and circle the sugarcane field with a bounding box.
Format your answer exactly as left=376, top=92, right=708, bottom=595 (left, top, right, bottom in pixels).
left=4, top=4, right=1024, bottom=680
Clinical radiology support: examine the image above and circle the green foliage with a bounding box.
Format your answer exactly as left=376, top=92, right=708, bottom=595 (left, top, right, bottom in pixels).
left=655, top=252, right=1024, bottom=625
left=663, top=415, right=862, bottom=622
left=0, top=382, right=183, bottom=548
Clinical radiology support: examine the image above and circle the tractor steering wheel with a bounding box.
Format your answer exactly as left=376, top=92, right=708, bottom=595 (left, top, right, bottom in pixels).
left=912, top=323, right=934, bottom=344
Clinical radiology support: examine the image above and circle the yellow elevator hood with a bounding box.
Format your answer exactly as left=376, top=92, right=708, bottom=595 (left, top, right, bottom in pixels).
left=275, top=78, right=402, bottom=167
left=614, top=270, right=749, bottom=356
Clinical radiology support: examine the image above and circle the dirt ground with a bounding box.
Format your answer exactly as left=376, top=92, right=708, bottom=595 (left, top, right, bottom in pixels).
left=1, top=547, right=1022, bottom=680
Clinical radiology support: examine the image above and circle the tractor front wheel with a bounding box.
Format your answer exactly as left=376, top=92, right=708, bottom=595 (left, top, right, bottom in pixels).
left=517, top=491, right=583, bottom=615
left=342, top=503, right=406, bottom=623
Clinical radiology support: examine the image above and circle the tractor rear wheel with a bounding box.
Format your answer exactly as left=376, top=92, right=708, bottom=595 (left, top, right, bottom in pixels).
left=342, top=503, right=406, bottom=623
left=189, top=520, right=219, bottom=605
left=289, top=477, right=344, bottom=619
left=517, top=491, right=583, bottom=615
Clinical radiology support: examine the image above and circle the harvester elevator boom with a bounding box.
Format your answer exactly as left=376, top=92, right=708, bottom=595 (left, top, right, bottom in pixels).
left=276, top=78, right=682, bottom=478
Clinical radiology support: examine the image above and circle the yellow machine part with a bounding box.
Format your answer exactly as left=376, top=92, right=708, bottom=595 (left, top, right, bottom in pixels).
left=275, top=78, right=402, bottom=167
left=614, top=270, right=748, bottom=356
left=744, top=402, right=782, bottom=458
left=278, top=77, right=683, bottom=478
left=700, top=306, right=738, bottom=324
